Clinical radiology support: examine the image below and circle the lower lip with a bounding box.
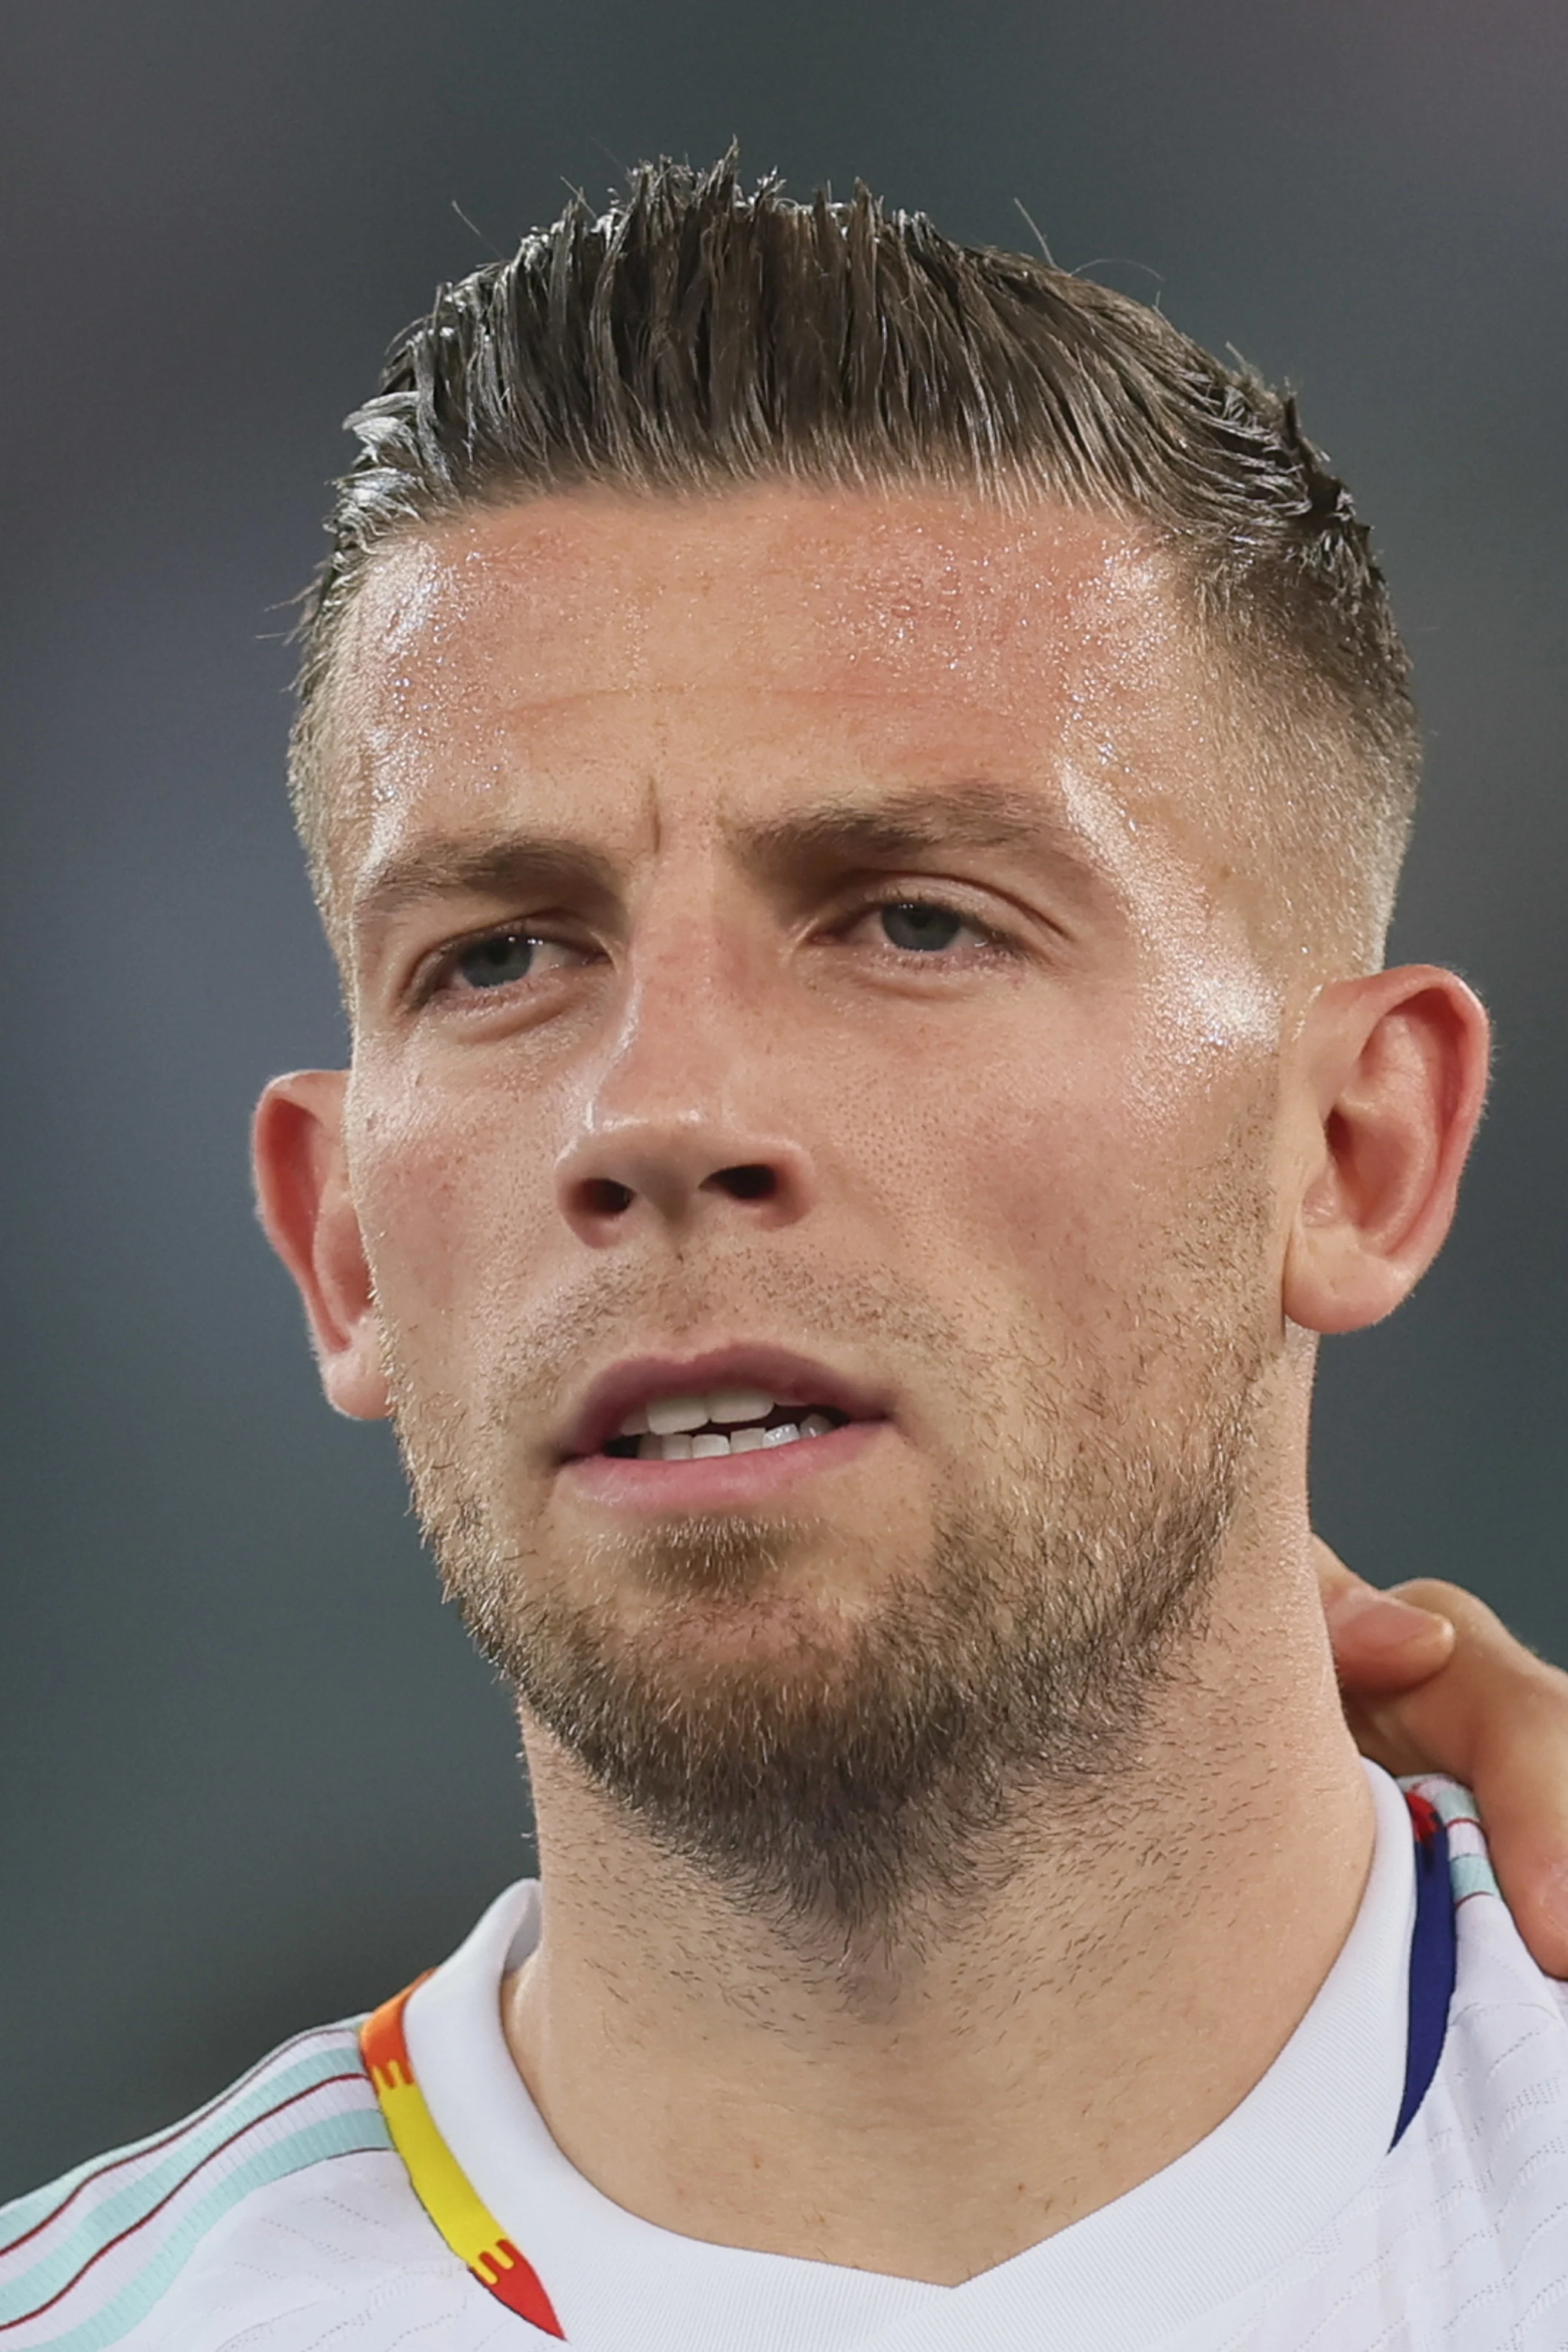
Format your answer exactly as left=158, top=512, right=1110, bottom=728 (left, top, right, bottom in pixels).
left=559, top=1418, right=887, bottom=1512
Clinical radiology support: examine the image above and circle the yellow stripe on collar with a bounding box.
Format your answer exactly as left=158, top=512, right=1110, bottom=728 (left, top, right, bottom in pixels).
left=362, top=1980, right=565, bottom=2334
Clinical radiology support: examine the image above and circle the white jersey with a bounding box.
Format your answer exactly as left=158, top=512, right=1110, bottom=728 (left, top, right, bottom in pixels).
left=4, top=1766, right=1567, bottom=2351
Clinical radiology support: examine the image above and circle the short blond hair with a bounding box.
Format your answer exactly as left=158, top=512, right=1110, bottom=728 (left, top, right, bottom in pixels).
left=292, top=155, right=1418, bottom=964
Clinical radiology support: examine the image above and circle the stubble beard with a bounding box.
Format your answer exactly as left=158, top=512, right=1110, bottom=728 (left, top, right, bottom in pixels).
left=385, top=1244, right=1275, bottom=1965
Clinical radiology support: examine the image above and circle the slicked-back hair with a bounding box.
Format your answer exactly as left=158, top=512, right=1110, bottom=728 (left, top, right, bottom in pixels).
left=293, top=155, right=1419, bottom=964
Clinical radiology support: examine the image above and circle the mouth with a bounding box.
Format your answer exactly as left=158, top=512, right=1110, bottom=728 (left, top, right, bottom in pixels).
left=555, top=1346, right=890, bottom=1501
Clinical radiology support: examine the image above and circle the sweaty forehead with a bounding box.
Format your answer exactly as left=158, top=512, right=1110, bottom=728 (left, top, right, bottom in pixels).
left=323, top=484, right=1216, bottom=874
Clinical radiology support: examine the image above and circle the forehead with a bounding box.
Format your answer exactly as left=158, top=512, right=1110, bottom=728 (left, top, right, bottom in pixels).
left=326, top=485, right=1216, bottom=880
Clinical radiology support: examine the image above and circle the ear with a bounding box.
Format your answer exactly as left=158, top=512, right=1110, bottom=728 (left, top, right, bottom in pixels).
left=1283, top=965, right=1490, bottom=1335
left=252, top=1070, right=390, bottom=1419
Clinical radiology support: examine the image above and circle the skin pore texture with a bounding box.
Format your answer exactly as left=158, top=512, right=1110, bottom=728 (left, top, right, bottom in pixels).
left=255, top=485, right=1489, bottom=2284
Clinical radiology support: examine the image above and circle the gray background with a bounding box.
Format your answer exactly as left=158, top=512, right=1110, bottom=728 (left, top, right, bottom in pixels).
left=2, top=0, right=1564, bottom=2199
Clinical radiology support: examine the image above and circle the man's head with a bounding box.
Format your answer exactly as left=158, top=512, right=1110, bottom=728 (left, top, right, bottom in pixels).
left=256, top=162, right=1486, bottom=1956
left=292, top=155, right=1417, bottom=977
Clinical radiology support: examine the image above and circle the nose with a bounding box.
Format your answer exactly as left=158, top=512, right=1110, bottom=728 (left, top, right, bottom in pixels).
left=557, top=1112, right=816, bottom=1245
left=553, top=968, right=818, bottom=1249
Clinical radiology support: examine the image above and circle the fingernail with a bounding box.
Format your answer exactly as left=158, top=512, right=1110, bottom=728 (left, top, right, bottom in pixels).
left=1325, top=1582, right=1450, bottom=1656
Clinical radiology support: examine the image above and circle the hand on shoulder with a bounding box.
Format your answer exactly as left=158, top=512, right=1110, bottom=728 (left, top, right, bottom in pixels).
left=1319, top=1537, right=1568, bottom=1977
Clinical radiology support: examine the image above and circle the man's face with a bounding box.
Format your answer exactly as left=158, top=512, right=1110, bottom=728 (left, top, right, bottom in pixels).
left=323, top=486, right=1292, bottom=1937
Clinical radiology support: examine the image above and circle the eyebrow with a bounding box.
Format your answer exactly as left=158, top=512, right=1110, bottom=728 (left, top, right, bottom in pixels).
left=723, top=784, right=1107, bottom=887
left=350, top=781, right=1110, bottom=948
left=352, top=834, right=622, bottom=943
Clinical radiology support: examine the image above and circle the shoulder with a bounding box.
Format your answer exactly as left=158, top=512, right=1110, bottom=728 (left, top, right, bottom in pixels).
left=1403, top=1772, right=1568, bottom=2088
left=1389, top=1778, right=1568, bottom=2343
left=0, top=2016, right=474, bottom=2348
left=1432, top=1788, right=1568, bottom=2153
left=1404, top=1772, right=1568, bottom=2032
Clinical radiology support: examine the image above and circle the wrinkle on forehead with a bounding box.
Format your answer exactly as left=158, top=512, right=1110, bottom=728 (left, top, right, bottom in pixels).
left=332, top=487, right=1179, bottom=778
left=359, top=491, right=1166, bottom=687
left=318, top=485, right=1283, bottom=982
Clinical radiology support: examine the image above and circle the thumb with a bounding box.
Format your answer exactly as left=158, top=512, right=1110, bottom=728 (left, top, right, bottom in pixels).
left=1315, top=1535, right=1456, bottom=1694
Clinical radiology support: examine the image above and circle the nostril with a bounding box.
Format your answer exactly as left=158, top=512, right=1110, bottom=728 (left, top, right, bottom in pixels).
left=581, top=1177, right=635, bottom=1217
left=711, top=1163, right=778, bottom=1202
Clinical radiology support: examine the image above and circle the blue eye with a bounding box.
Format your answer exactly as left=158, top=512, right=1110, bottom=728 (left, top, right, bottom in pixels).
left=878, top=901, right=967, bottom=953
left=453, top=931, right=539, bottom=989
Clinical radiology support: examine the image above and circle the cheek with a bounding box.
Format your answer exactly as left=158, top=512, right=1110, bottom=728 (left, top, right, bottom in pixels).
left=856, top=1004, right=1271, bottom=1331
left=347, top=1075, right=557, bottom=1367
left=855, top=1001, right=1152, bottom=1235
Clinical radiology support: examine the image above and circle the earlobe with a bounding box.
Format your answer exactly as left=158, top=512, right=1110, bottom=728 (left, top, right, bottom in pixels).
left=1283, top=966, right=1489, bottom=1337
left=252, top=1071, right=391, bottom=1420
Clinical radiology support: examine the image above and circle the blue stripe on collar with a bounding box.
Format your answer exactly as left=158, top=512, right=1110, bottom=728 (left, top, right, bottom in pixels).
left=1390, top=1793, right=1457, bottom=2148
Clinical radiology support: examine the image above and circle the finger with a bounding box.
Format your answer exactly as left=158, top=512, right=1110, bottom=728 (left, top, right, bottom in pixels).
left=1374, top=1579, right=1568, bottom=1980
left=1315, top=1536, right=1456, bottom=1693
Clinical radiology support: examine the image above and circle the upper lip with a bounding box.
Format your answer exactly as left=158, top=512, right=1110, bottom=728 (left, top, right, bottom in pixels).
left=556, top=1344, right=892, bottom=1461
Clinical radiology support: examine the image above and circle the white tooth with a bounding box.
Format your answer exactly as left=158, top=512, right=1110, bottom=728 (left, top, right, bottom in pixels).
left=661, top=1433, right=694, bottom=1460
left=618, top=1405, right=651, bottom=1437
left=800, top=1413, right=834, bottom=1438
left=637, top=1434, right=663, bottom=1459
left=690, top=1431, right=731, bottom=1458
left=647, top=1394, right=709, bottom=1436
left=728, top=1425, right=768, bottom=1453
left=706, top=1384, right=775, bottom=1426
left=763, top=1421, right=801, bottom=1448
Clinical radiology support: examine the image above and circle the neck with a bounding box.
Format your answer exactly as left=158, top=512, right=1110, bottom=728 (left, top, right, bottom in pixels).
left=501, top=1528, right=1374, bottom=2284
